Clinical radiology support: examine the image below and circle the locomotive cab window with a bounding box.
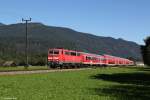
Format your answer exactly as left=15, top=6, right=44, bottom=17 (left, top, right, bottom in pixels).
left=54, top=50, right=59, bottom=54
left=49, top=50, right=53, bottom=54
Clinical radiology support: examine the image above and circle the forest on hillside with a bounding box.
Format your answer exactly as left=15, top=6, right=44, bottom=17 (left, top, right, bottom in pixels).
left=0, top=23, right=142, bottom=66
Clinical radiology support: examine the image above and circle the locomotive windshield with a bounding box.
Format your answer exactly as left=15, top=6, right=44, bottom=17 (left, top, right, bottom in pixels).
left=49, top=50, right=59, bottom=54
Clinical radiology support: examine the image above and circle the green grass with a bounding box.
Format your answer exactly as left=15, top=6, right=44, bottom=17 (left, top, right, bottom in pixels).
left=0, top=66, right=48, bottom=72
left=0, top=67, right=149, bottom=100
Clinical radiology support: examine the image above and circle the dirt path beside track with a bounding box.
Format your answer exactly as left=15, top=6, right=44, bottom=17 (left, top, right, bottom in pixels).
left=0, top=68, right=92, bottom=75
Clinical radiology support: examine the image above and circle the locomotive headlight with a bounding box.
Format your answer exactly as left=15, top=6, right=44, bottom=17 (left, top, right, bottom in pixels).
left=48, top=57, right=52, bottom=59
left=53, top=57, right=59, bottom=59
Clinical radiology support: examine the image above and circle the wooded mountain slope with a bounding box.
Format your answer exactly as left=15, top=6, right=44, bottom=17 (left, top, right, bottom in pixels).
left=0, top=23, right=141, bottom=65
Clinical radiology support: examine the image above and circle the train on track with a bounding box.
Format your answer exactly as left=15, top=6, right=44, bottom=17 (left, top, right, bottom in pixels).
left=48, top=48, right=134, bottom=68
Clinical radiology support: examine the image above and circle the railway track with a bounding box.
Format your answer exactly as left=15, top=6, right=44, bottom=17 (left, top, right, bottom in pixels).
left=0, top=68, right=92, bottom=75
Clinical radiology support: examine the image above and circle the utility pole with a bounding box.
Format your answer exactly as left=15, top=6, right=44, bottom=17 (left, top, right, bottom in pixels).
left=22, top=18, right=31, bottom=68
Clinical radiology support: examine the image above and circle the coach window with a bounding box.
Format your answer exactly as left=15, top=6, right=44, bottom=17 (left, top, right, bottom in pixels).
left=70, top=52, right=76, bottom=56
left=77, top=53, right=80, bottom=56
left=86, top=56, right=91, bottom=60
left=92, top=57, right=97, bottom=60
left=99, top=58, right=102, bottom=61
left=101, top=58, right=106, bottom=61
left=65, top=52, right=70, bottom=55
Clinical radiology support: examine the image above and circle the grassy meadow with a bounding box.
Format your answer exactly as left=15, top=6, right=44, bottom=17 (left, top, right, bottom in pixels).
left=0, top=67, right=149, bottom=100
left=0, top=66, right=48, bottom=72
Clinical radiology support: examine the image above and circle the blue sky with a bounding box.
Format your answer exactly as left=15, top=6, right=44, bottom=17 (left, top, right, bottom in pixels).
left=0, top=0, right=149, bottom=44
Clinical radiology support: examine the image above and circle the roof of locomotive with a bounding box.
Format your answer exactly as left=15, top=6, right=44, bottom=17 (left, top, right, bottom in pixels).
left=48, top=48, right=81, bottom=52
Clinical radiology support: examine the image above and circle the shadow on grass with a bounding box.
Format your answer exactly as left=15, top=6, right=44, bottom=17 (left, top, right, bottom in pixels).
left=138, top=67, right=150, bottom=72
left=91, top=84, right=150, bottom=100
left=92, top=72, right=150, bottom=86
left=90, top=69, right=150, bottom=100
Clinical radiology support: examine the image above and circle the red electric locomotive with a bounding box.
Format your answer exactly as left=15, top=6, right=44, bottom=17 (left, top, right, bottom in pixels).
left=48, top=48, right=83, bottom=68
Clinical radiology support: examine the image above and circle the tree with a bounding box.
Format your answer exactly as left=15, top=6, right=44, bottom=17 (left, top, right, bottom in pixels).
left=141, top=36, right=150, bottom=66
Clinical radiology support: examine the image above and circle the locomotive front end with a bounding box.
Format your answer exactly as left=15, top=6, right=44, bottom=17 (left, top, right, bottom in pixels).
left=48, top=49, right=62, bottom=68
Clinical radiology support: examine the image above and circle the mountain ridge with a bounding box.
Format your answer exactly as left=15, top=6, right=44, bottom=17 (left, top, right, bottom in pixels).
left=0, top=23, right=5, bottom=26
left=0, top=22, right=142, bottom=62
